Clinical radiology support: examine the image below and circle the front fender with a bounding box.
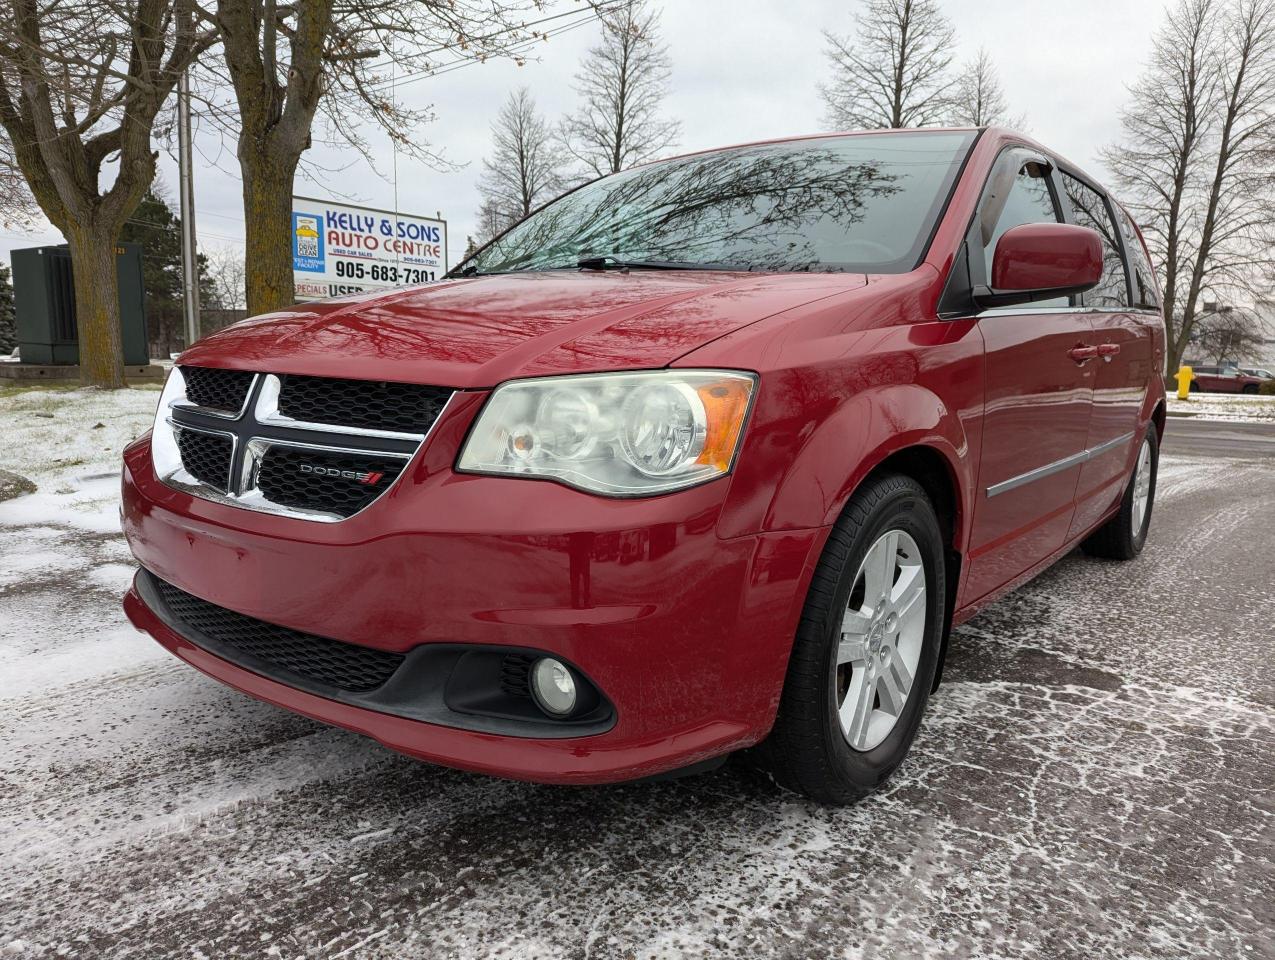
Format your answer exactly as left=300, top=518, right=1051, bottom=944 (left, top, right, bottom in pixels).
left=716, top=320, right=984, bottom=548
left=775, top=382, right=974, bottom=541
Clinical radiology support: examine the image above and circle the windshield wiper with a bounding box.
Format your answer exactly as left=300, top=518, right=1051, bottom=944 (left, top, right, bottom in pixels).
left=575, top=255, right=747, bottom=272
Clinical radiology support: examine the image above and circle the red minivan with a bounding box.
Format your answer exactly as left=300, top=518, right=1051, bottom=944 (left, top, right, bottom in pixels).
left=121, top=128, right=1166, bottom=804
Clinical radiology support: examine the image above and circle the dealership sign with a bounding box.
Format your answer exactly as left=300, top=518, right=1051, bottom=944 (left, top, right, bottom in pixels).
left=291, top=197, right=447, bottom=301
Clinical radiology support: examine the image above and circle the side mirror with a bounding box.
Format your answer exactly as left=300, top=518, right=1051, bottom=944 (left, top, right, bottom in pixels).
left=973, top=222, right=1103, bottom=309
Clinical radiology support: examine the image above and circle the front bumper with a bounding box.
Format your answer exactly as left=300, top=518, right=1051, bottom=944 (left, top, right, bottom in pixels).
left=121, top=428, right=825, bottom=784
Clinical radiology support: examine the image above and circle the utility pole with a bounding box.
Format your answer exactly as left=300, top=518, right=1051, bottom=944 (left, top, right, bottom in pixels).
left=177, top=64, right=200, bottom=349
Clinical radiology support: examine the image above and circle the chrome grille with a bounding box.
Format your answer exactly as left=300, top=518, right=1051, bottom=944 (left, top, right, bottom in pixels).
left=254, top=445, right=408, bottom=517
left=153, top=367, right=453, bottom=522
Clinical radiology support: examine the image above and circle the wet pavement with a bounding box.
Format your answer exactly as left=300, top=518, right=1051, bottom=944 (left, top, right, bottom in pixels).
left=2, top=450, right=1273, bottom=959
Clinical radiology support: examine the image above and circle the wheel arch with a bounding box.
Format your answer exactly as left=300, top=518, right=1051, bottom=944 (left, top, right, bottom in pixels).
left=854, top=445, right=964, bottom=692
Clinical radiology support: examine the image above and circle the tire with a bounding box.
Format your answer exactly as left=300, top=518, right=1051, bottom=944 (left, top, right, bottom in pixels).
left=1081, top=427, right=1159, bottom=560
left=1189, top=381, right=1199, bottom=392
left=1242, top=384, right=1259, bottom=395
left=752, top=473, right=946, bottom=805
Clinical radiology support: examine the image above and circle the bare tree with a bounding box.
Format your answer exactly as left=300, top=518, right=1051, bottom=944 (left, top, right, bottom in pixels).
left=560, top=0, right=679, bottom=177
left=475, top=86, right=565, bottom=242
left=1193, top=304, right=1267, bottom=363
left=1103, top=0, right=1275, bottom=373
left=209, top=0, right=547, bottom=316
left=820, top=0, right=956, bottom=130
left=947, top=48, right=1023, bottom=127
left=0, top=131, right=39, bottom=227
left=0, top=0, right=213, bottom=387
left=475, top=198, right=510, bottom=247
left=204, top=245, right=248, bottom=310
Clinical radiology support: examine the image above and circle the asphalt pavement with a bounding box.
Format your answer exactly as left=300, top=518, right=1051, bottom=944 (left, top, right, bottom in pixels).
left=1163, top=414, right=1275, bottom=458
left=2, top=449, right=1273, bottom=958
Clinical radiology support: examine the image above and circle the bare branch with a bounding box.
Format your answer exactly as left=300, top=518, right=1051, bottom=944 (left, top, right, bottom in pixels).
left=475, top=85, right=566, bottom=243
left=819, top=0, right=956, bottom=130
left=559, top=0, right=679, bottom=178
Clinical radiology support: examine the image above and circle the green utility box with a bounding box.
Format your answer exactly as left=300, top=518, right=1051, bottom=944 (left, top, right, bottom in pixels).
left=11, top=243, right=148, bottom=365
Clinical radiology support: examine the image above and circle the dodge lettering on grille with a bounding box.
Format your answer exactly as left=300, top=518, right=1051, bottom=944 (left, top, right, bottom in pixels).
left=298, top=463, right=384, bottom=485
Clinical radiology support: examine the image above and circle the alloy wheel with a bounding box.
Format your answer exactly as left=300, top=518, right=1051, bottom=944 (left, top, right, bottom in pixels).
left=835, top=529, right=927, bottom=752
left=1132, top=437, right=1152, bottom=534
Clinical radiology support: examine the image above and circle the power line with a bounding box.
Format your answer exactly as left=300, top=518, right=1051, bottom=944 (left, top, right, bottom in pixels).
left=121, top=216, right=246, bottom=247
left=393, top=13, right=606, bottom=89
left=368, top=1, right=622, bottom=92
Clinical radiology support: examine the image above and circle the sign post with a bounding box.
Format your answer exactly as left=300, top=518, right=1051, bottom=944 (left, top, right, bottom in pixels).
left=291, top=197, right=447, bottom=302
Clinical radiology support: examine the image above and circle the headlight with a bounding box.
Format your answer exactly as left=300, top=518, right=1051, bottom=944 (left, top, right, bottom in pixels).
left=150, top=367, right=188, bottom=482
left=457, top=370, right=757, bottom=496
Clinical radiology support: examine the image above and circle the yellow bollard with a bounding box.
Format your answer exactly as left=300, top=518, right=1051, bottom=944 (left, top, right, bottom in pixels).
left=1175, top=365, right=1194, bottom=400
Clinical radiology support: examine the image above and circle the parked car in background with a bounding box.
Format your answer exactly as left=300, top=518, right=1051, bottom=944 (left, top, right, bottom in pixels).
left=121, top=127, right=1166, bottom=805
left=1186, top=363, right=1265, bottom=393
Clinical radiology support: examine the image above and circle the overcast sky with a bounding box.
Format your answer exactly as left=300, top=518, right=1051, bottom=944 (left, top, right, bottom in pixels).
left=1, top=0, right=1168, bottom=274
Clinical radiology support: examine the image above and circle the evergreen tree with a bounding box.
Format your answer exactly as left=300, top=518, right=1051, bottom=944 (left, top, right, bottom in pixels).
left=120, top=185, right=213, bottom=354
left=0, top=262, right=15, bottom=354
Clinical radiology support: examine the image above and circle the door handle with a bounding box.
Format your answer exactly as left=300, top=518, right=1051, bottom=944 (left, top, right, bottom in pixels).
left=1068, top=344, right=1099, bottom=363
left=1098, top=343, right=1120, bottom=362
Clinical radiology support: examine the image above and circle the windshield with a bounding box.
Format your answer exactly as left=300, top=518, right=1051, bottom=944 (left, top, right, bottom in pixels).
left=459, top=131, right=975, bottom=276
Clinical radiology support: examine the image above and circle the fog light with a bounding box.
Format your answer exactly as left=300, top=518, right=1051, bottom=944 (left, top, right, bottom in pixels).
left=531, top=658, right=578, bottom=717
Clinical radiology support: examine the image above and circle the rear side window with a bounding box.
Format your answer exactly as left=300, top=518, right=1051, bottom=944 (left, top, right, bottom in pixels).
left=1061, top=174, right=1129, bottom=308
left=1114, top=205, right=1160, bottom=309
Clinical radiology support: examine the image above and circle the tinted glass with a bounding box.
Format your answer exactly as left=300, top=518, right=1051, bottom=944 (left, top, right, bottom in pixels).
left=1114, top=204, right=1160, bottom=309
left=1061, top=173, right=1129, bottom=308
left=976, top=153, right=1061, bottom=285
left=463, top=131, right=976, bottom=275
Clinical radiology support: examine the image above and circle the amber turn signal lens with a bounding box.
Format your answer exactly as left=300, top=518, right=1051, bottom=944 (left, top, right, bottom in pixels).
left=695, top=378, right=754, bottom=472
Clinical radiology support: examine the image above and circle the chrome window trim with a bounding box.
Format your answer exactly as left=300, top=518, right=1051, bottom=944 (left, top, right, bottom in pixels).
left=977, top=306, right=1087, bottom=317
left=974, top=305, right=1162, bottom=319
left=987, top=431, right=1134, bottom=498
left=154, top=369, right=456, bottom=523
left=254, top=374, right=428, bottom=442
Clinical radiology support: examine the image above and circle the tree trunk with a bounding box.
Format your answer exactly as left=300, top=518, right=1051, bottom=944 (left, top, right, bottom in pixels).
left=241, top=148, right=299, bottom=317
left=1166, top=331, right=1190, bottom=376
left=65, top=219, right=126, bottom=389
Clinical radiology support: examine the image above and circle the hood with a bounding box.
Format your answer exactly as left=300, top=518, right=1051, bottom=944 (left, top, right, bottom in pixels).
left=179, top=270, right=866, bottom=387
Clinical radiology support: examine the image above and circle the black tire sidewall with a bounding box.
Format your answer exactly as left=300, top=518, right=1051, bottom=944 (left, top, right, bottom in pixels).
left=1130, top=427, right=1159, bottom=552
left=817, top=481, right=946, bottom=790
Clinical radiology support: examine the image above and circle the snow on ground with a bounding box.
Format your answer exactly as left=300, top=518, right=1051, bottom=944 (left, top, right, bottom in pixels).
left=0, top=382, right=159, bottom=483
left=1, top=385, right=1273, bottom=959
left=1167, top=390, right=1275, bottom=422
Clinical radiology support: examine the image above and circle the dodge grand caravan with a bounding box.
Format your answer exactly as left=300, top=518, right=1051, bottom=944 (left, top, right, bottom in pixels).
left=121, top=128, right=1166, bottom=804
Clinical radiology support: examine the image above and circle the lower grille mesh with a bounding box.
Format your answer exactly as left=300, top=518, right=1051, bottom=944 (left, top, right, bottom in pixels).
left=153, top=577, right=404, bottom=692
left=500, top=654, right=535, bottom=699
